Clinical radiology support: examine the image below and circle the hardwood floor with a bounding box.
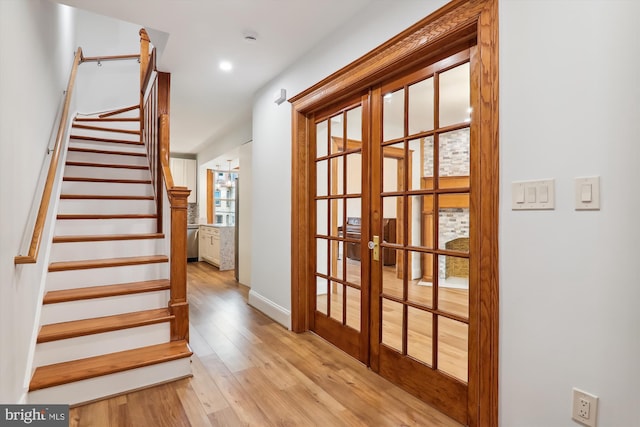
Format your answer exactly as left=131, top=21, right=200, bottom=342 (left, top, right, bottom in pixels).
left=69, top=262, right=462, bottom=426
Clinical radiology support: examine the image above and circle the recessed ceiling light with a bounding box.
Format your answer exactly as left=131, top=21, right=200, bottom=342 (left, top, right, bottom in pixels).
left=219, top=61, right=233, bottom=72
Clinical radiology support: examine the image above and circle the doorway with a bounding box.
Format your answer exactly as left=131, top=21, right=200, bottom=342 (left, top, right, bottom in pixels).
left=291, top=1, right=498, bottom=425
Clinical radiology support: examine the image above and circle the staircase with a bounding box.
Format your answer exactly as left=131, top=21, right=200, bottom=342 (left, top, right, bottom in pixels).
left=27, top=109, right=192, bottom=405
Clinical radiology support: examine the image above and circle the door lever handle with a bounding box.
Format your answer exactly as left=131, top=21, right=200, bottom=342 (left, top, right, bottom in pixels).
left=368, top=236, right=380, bottom=261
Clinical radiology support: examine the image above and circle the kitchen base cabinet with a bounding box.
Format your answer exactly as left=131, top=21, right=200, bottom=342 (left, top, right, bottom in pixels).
left=198, top=225, right=234, bottom=270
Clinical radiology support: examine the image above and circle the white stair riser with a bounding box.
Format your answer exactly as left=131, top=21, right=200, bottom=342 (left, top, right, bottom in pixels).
left=70, top=129, right=140, bottom=142
left=61, top=181, right=152, bottom=197
left=69, top=140, right=146, bottom=154
left=40, top=290, right=170, bottom=324
left=46, top=263, right=169, bottom=291
left=50, top=238, right=167, bottom=262
left=66, top=150, right=148, bottom=166
left=34, top=323, right=170, bottom=367
left=57, top=199, right=156, bottom=215
left=54, top=218, right=156, bottom=236
left=28, top=358, right=191, bottom=405
left=64, top=165, right=150, bottom=181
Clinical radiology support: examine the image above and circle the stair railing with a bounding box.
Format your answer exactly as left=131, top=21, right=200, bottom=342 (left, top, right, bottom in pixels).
left=139, top=29, right=190, bottom=342
left=15, top=48, right=83, bottom=265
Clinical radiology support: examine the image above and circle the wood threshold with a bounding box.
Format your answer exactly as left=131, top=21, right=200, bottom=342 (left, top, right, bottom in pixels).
left=59, top=194, right=154, bottom=200
left=56, top=214, right=156, bottom=220
left=65, top=161, right=148, bottom=170
left=48, top=255, right=168, bottom=272
left=63, top=177, right=151, bottom=184
left=71, top=123, right=140, bottom=135
left=43, top=279, right=171, bottom=304
left=68, top=147, right=146, bottom=157
left=37, top=308, right=173, bottom=343
left=53, top=233, right=163, bottom=243
left=29, top=340, right=192, bottom=391
left=70, top=135, right=144, bottom=146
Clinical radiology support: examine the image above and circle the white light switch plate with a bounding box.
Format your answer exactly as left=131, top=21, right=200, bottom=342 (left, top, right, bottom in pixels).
left=512, top=179, right=555, bottom=210
left=575, top=176, right=600, bottom=210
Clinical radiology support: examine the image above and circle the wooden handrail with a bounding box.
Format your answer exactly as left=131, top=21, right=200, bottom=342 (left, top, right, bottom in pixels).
left=15, top=48, right=83, bottom=265
left=98, top=105, right=139, bottom=119
left=81, top=54, right=139, bottom=63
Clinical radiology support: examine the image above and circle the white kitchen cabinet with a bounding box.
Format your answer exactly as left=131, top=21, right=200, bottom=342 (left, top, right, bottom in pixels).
left=170, top=158, right=197, bottom=203
left=198, top=225, right=234, bottom=270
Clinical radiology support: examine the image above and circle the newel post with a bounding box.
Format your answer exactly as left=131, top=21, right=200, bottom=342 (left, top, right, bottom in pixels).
left=139, top=28, right=150, bottom=138
left=168, top=186, right=191, bottom=341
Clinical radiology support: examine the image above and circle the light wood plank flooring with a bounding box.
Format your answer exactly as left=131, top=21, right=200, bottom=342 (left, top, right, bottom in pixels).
left=69, top=261, right=462, bottom=426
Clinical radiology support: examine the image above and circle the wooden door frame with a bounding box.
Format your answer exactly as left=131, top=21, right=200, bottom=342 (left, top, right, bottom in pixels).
left=290, top=0, right=498, bottom=425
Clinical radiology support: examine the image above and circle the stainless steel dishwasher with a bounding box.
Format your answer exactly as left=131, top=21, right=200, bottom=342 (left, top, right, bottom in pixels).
left=187, top=224, right=199, bottom=262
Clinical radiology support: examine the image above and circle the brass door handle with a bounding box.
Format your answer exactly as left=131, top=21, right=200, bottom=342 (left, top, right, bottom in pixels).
left=368, top=236, right=380, bottom=261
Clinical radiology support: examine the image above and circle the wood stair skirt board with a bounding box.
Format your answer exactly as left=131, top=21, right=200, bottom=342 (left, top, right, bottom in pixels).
left=43, top=279, right=170, bottom=304
left=28, top=342, right=193, bottom=405
left=49, top=255, right=168, bottom=272
left=37, top=308, right=173, bottom=343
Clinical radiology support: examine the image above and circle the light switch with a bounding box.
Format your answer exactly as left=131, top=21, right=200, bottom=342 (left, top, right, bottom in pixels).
left=526, top=186, right=537, bottom=203
left=581, top=183, right=592, bottom=202
left=576, top=177, right=600, bottom=210
left=516, top=185, right=525, bottom=203
left=538, top=185, right=549, bottom=203
left=512, top=179, right=555, bottom=210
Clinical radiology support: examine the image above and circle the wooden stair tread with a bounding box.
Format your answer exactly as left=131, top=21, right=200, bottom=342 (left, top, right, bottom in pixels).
left=71, top=123, right=140, bottom=135
left=43, top=279, right=170, bottom=304
left=66, top=161, right=148, bottom=170
left=57, top=214, right=157, bottom=220
left=53, top=233, right=164, bottom=243
left=68, top=147, right=146, bottom=157
left=37, top=308, right=173, bottom=343
left=49, top=255, right=168, bottom=272
left=74, top=117, right=140, bottom=122
left=70, top=135, right=143, bottom=145
left=63, top=177, right=151, bottom=184
left=29, top=340, right=192, bottom=391
left=60, top=194, right=154, bottom=200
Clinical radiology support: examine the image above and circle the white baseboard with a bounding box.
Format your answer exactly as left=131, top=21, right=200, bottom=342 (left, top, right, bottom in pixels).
left=248, top=290, right=291, bottom=330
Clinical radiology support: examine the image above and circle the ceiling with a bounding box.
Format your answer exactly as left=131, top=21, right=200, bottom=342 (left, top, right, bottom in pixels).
left=55, top=0, right=374, bottom=154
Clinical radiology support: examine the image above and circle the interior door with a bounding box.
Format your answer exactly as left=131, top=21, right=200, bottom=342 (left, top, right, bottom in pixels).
left=369, top=49, right=473, bottom=423
left=310, top=48, right=476, bottom=423
left=311, top=95, right=370, bottom=363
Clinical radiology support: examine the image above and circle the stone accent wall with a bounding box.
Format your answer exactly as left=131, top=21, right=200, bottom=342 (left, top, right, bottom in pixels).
left=438, top=208, right=469, bottom=279
left=422, top=128, right=470, bottom=177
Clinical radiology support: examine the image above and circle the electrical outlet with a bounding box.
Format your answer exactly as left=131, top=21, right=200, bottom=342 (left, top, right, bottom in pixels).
left=572, top=388, right=598, bottom=427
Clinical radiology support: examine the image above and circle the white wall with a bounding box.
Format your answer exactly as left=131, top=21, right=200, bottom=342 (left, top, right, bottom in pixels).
left=74, top=10, right=140, bottom=115
left=250, top=0, right=448, bottom=323
left=499, top=1, right=640, bottom=426
left=0, top=0, right=77, bottom=403
left=238, top=142, right=253, bottom=286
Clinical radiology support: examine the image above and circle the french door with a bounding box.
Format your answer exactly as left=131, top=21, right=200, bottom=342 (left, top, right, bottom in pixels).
left=310, top=48, right=474, bottom=422
left=292, top=2, right=499, bottom=424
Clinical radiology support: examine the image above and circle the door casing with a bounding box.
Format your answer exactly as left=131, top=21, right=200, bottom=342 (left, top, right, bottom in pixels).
left=290, top=1, right=499, bottom=425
